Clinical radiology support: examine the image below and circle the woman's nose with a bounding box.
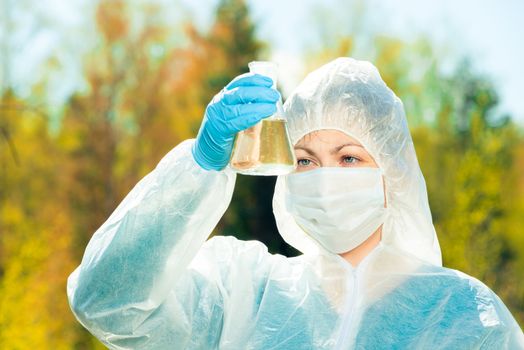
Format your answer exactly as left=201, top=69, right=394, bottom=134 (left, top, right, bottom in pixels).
left=319, top=158, right=339, bottom=168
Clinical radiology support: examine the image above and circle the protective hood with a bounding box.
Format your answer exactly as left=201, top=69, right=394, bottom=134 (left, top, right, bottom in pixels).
left=273, top=57, right=442, bottom=266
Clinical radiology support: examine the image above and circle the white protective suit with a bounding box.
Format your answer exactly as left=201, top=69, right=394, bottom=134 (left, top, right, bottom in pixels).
left=67, top=57, right=524, bottom=349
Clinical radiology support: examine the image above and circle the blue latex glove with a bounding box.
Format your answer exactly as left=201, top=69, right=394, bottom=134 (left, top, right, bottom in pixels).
left=192, top=73, right=280, bottom=171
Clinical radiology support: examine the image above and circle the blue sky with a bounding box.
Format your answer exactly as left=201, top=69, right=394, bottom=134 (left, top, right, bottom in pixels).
left=3, top=0, right=524, bottom=124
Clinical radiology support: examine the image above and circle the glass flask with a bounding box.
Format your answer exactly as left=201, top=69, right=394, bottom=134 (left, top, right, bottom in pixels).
left=229, top=61, right=296, bottom=176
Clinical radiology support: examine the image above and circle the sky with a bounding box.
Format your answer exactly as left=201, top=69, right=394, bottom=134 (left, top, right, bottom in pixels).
left=2, top=0, right=524, bottom=124
left=184, top=0, right=524, bottom=123
left=255, top=0, right=524, bottom=124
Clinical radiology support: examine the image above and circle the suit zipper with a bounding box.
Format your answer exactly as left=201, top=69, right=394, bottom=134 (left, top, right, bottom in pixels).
left=335, top=270, right=359, bottom=349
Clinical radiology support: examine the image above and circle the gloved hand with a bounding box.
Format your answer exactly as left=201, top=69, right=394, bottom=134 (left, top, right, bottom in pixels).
left=192, top=73, right=280, bottom=171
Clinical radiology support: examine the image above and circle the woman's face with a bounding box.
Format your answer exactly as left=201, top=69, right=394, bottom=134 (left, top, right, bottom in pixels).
left=293, top=129, right=378, bottom=173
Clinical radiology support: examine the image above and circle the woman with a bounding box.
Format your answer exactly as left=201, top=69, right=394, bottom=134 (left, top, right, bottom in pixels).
left=67, top=58, right=524, bottom=349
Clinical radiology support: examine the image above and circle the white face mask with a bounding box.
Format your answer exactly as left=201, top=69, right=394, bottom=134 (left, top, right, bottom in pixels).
left=285, top=167, right=386, bottom=254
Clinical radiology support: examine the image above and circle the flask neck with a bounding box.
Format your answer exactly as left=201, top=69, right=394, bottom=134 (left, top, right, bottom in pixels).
left=267, top=98, right=284, bottom=120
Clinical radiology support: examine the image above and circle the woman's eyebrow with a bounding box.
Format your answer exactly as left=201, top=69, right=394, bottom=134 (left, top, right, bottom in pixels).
left=294, top=143, right=363, bottom=157
left=331, top=143, right=363, bottom=155
left=294, top=145, right=318, bottom=157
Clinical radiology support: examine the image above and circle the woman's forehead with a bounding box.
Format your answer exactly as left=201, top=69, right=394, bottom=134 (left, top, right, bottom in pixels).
left=295, top=129, right=362, bottom=147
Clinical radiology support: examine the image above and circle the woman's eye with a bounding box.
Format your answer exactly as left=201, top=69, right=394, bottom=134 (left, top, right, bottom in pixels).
left=342, top=156, right=359, bottom=164
left=297, top=159, right=312, bottom=166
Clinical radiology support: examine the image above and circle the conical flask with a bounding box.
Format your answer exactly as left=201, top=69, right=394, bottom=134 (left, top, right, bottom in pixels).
left=229, top=61, right=296, bottom=176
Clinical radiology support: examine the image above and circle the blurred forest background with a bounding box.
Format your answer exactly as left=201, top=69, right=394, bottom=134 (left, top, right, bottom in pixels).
left=1, top=0, right=523, bottom=348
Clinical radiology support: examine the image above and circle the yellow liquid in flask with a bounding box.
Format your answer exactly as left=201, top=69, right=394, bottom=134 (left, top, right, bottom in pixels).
left=229, top=118, right=296, bottom=175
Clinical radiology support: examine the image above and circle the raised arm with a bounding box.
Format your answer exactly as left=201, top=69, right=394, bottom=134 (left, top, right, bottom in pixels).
left=67, top=73, right=280, bottom=349
left=67, top=140, right=236, bottom=348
